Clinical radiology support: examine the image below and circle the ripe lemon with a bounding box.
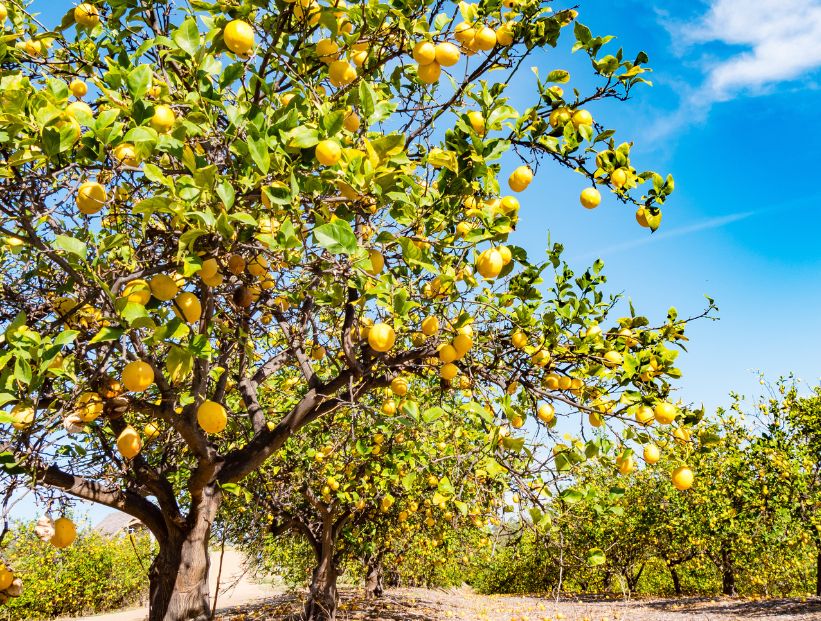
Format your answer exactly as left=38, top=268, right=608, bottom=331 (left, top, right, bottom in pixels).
left=654, top=401, right=677, bottom=425
left=66, top=101, right=94, bottom=123
left=121, top=279, right=151, bottom=305
left=511, top=331, right=527, bottom=349
left=382, top=399, right=397, bottom=415
left=454, top=22, right=475, bottom=43
left=417, top=61, right=441, bottom=84
left=544, top=374, right=560, bottom=390
left=329, top=60, right=356, bottom=86
left=636, top=207, right=651, bottom=228
left=589, top=411, right=604, bottom=427
left=549, top=107, right=571, bottom=128
left=603, top=350, right=622, bottom=367
left=508, top=165, right=533, bottom=192
left=74, top=3, right=100, bottom=28
left=467, top=110, right=485, bottom=135
left=0, top=566, right=13, bottom=591
left=435, top=42, right=460, bottom=67
left=438, top=344, right=457, bottom=363
left=412, top=41, right=436, bottom=65
left=497, top=245, right=512, bottom=265
left=227, top=254, right=246, bottom=275
left=473, top=26, right=497, bottom=50
left=390, top=376, right=408, bottom=396
left=611, top=168, right=628, bottom=188
left=149, top=274, right=179, bottom=301
left=343, top=109, right=360, bottom=132
left=69, top=79, right=88, bottom=98
left=452, top=334, right=473, bottom=356
left=197, top=400, right=227, bottom=433
left=316, top=140, right=342, bottom=166
left=247, top=254, right=268, bottom=277
left=76, top=392, right=103, bottom=422
left=144, top=422, right=160, bottom=441
left=0, top=4, right=7, bottom=22
left=199, top=258, right=219, bottom=279
left=316, top=38, right=339, bottom=63
left=531, top=349, right=551, bottom=367
left=537, top=403, right=555, bottom=423
left=117, top=425, right=142, bottom=459
left=496, top=23, right=514, bottom=46
left=368, top=323, right=395, bottom=352
left=440, top=362, right=458, bottom=380
left=112, top=143, right=138, bottom=167
left=173, top=291, right=202, bottom=323
left=76, top=181, right=107, bottom=215
left=617, top=454, right=635, bottom=475
left=420, top=315, right=439, bottom=336
left=643, top=444, right=660, bottom=464
left=572, top=109, right=593, bottom=128
left=476, top=247, right=504, bottom=279
left=201, top=271, right=223, bottom=287
left=11, top=403, right=34, bottom=430
left=122, top=360, right=154, bottom=392
left=672, top=466, right=694, bottom=491
left=580, top=187, right=601, bottom=209
left=50, top=517, right=77, bottom=548
left=634, top=405, right=654, bottom=426
left=674, top=426, right=691, bottom=445
left=224, top=20, right=255, bottom=56
left=150, top=104, right=175, bottom=133
left=311, top=345, right=326, bottom=360
left=558, top=376, right=572, bottom=390
left=500, top=195, right=519, bottom=213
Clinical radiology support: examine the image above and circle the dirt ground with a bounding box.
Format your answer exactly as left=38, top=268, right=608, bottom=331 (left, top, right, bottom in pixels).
left=215, top=588, right=821, bottom=621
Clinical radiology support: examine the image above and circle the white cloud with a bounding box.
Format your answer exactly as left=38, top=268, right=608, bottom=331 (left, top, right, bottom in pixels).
left=683, top=0, right=821, bottom=101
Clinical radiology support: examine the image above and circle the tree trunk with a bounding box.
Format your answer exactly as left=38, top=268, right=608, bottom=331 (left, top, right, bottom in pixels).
left=721, top=546, right=736, bottom=596
left=816, top=547, right=821, bottom=597
left=669, top=565, right=682, bottom=596
left=364, top=557, right=384, bottom=599
left=304, top=524, right=339, bottom=621
left=148, top=487, right=221, bottom=621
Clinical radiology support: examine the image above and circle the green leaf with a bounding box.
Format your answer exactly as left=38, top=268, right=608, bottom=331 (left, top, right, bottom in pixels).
left=422, top=407, right=444, bottom=423
left=14, top=357, right=32, bottom=385
left=285, top=126, right=319, bottom=149
left=427, top=148, right=458, bottom=173
left=546, top=70, right=570, bottom=83
left=313, top=220, right=357, bottom=255
left=173, top=17, right=201, bottom=57
left=126, top=65, right=153, bottom=100
left=358, top=80, right=377, bottom=121
left=247, top=136, right=270, bottom=173
left=89, top=327, right=124, bottom=344
left=501, top=436, right=525, bottom=452
left=52, top=235, right=87, bottom=259
left=560, top=488, right=583, bottom=504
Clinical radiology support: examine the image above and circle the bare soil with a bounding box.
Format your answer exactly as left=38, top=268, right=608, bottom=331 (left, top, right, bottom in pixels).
left=215, top=588, right=821, bottom=620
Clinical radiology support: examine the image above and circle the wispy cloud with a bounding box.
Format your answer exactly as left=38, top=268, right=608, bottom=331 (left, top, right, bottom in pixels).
left=571, top=210, right=756, bottom=262
left=684, top=0, right=821, bottom=102
left=647, top=0, right=821, bottom=139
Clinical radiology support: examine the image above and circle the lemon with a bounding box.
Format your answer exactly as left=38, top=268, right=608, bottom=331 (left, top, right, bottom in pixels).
left=150, top=104, right=175, bottom=133
left=197, top=400, right=227, bottom=433
left=412, top=41, right=436, bottom=65
left=654, top=401, right=677, bottom=425
left=316, top=38, right=339, bottom=63
left=76, top=392, right=103, bottom=422
left=537, top=403, right=555, bottom=423
left=508, top=165, right=533, bottom=192
left=11, top=403, right=34, bottom=430
left=440, top=363, right=458, bottom=380
left=417, top=61, right=441, bottom=84
left=368, top=323, right=395, bottom=352
left=121, top=279, right=151, bottom=305
left=467, top=111, right=485, bottom=135
left=438, top=344, right=457, bottom=363
left=672, top=466, right=694, bottom=491
left=343, top=109, right=361, bottom=132
left=390, top=377, right=408, bottom=396
left=149, top=274, right=179, bottom=301
left=454, top=22, right=475, bottom=43
left=122, top=360, right=154, bottom=392
left=76, top=181, right=107, bottom=215
left=635, top=405, right=655, bottom=426
left=452, top=334, right=473, bottom=356
left=69, top=79, right=88, bottom=98
left=611, top=168, right=628, bottom=188
left=112, top=143, right=139, bottom=167
left=50, top=517, right=77, bottom=548
left=473, top=26, right=497, bottom=50
left=173, top=292, right=202, bottom=323
left=224, top=20, right=255, bottom=56
left=580, top=187, right=601, bottom=209
left=117, top=425, right=142, bottom=459
left=420, top=315, right=439, bottom=336
left=435, top=42, right=460, bottom=67
left=572, top=109, right=593, bottom=128
left=316, top=140, right=342, bottom=166
left=476, top=248, right=504, bottom=279
left=643, top=444, right=660, bottom=464
left=74, top=3, right=100, bottom=28
left=328, top=60, right=356, bottom=86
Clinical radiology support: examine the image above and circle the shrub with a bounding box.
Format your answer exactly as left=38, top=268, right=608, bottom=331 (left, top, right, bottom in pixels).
left=0, top=522, right=153, bottom=620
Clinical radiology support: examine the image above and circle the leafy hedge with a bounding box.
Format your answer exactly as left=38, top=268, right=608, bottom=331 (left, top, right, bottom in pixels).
left=0, top=522, right=153, bottom=620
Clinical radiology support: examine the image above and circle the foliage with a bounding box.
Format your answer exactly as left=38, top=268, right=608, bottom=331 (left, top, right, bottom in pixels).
left=0, top=522, right=153, bottom=621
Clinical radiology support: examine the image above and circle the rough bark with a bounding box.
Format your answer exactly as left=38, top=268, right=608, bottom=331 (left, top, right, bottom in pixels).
left=303, top=517, right=340, bottom=621
left=817, top=548, right=821, bottom=597
left=364, top=557, right=384, bottom=599
left=669, top=565, right=682, bottom=596
left=720, top=545, right=736, bottom=596
left=148, top=486, right=220, bottom=621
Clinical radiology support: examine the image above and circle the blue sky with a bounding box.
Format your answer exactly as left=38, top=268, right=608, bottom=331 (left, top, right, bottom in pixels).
left=15, top=0, right=821, bottom=522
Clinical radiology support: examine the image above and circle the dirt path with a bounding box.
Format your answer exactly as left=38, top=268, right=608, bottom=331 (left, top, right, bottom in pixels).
left=213, top=588, right=821, bottom=621
left=63, top=549, right=276, bottom=621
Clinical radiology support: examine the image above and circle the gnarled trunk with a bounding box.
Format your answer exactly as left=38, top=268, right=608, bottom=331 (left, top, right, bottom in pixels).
left=304, top=520, right=339, bottom=621
left=816, top=544, right=821, bottom=597
left=720, top=545, right=736, bottom=596
left=669, top=565, right=682, bottom=596
left=364, top=555, right=384, bottom=599
left=149, top=486, right=221, bottom=621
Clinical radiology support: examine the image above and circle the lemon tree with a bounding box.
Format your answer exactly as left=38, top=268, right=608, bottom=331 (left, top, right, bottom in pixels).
left=0, top=0, right=690, bottom=619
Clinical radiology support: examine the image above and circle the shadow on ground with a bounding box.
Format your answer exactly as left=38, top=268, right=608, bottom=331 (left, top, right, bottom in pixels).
left=639, top=595, right=821, bottom=617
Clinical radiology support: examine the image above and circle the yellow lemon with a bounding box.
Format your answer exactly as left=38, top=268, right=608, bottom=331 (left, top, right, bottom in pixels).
left=467, top=110, right=485, bottom=135
left=316, top=38, right=339, bottom=63
left=173, top=292, right=202, bottom=323
left=611, top=168, right=628, bottom=188
left=112, top=143, right=139, bottom=167
left=224, top=20, right=254, bottom=56
left=417, top=61, right=441, bottom=84
left=643, top=444, right=660, bottom=464
left=412, top=41, right=436, bottom=65
left=390, top=377, right=408, bottom=396
left=368, top=323, right=396, bottom=352
left=74, top=3, right=100, bottom=28
left=672, top=466, right=694, bottom=491
left=316, top=140, right=342, bottom=166
left=580, top=187, right=601, bottom=209
left=440, top=362, right=458, bottom=380
left=635, top=405, right=654, bottom=426
left=328, top=60, right=356, bottom=86
left=537, top=403, right=555, bottom=423
left=435, top=42, right=460, bottom=66
left=420, top=315, right=439, bottom=336
left=476, top=247, right=504, bottom=279
left=122, top=360, right=154, bottom=392
left=149, top=274, right=178, bottom=301
left=50, top=517, right=77, bottom=548
left=197, top=400, right=227, bottom=434
left=121, top=279, right=151, bottom=305
left=452, top=334, right=473, bottom=356
left=473, top=26, right=497, bottom=50
left=150, top=104, right=175, bottom=133
left=117, top=425, right=142, bottom=459
left=654, top=401, right=677, bottom=425
left=343, top=109, right=360, bottom=132
left=69, top=79, right=88, bottom=98
left=572, top=109, right=593, bottom=128
left=76, top=392, right=103, bottom=422
left=76, top=181, right=107, bottom=215
left=11, top=403, right=34, bottom=430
